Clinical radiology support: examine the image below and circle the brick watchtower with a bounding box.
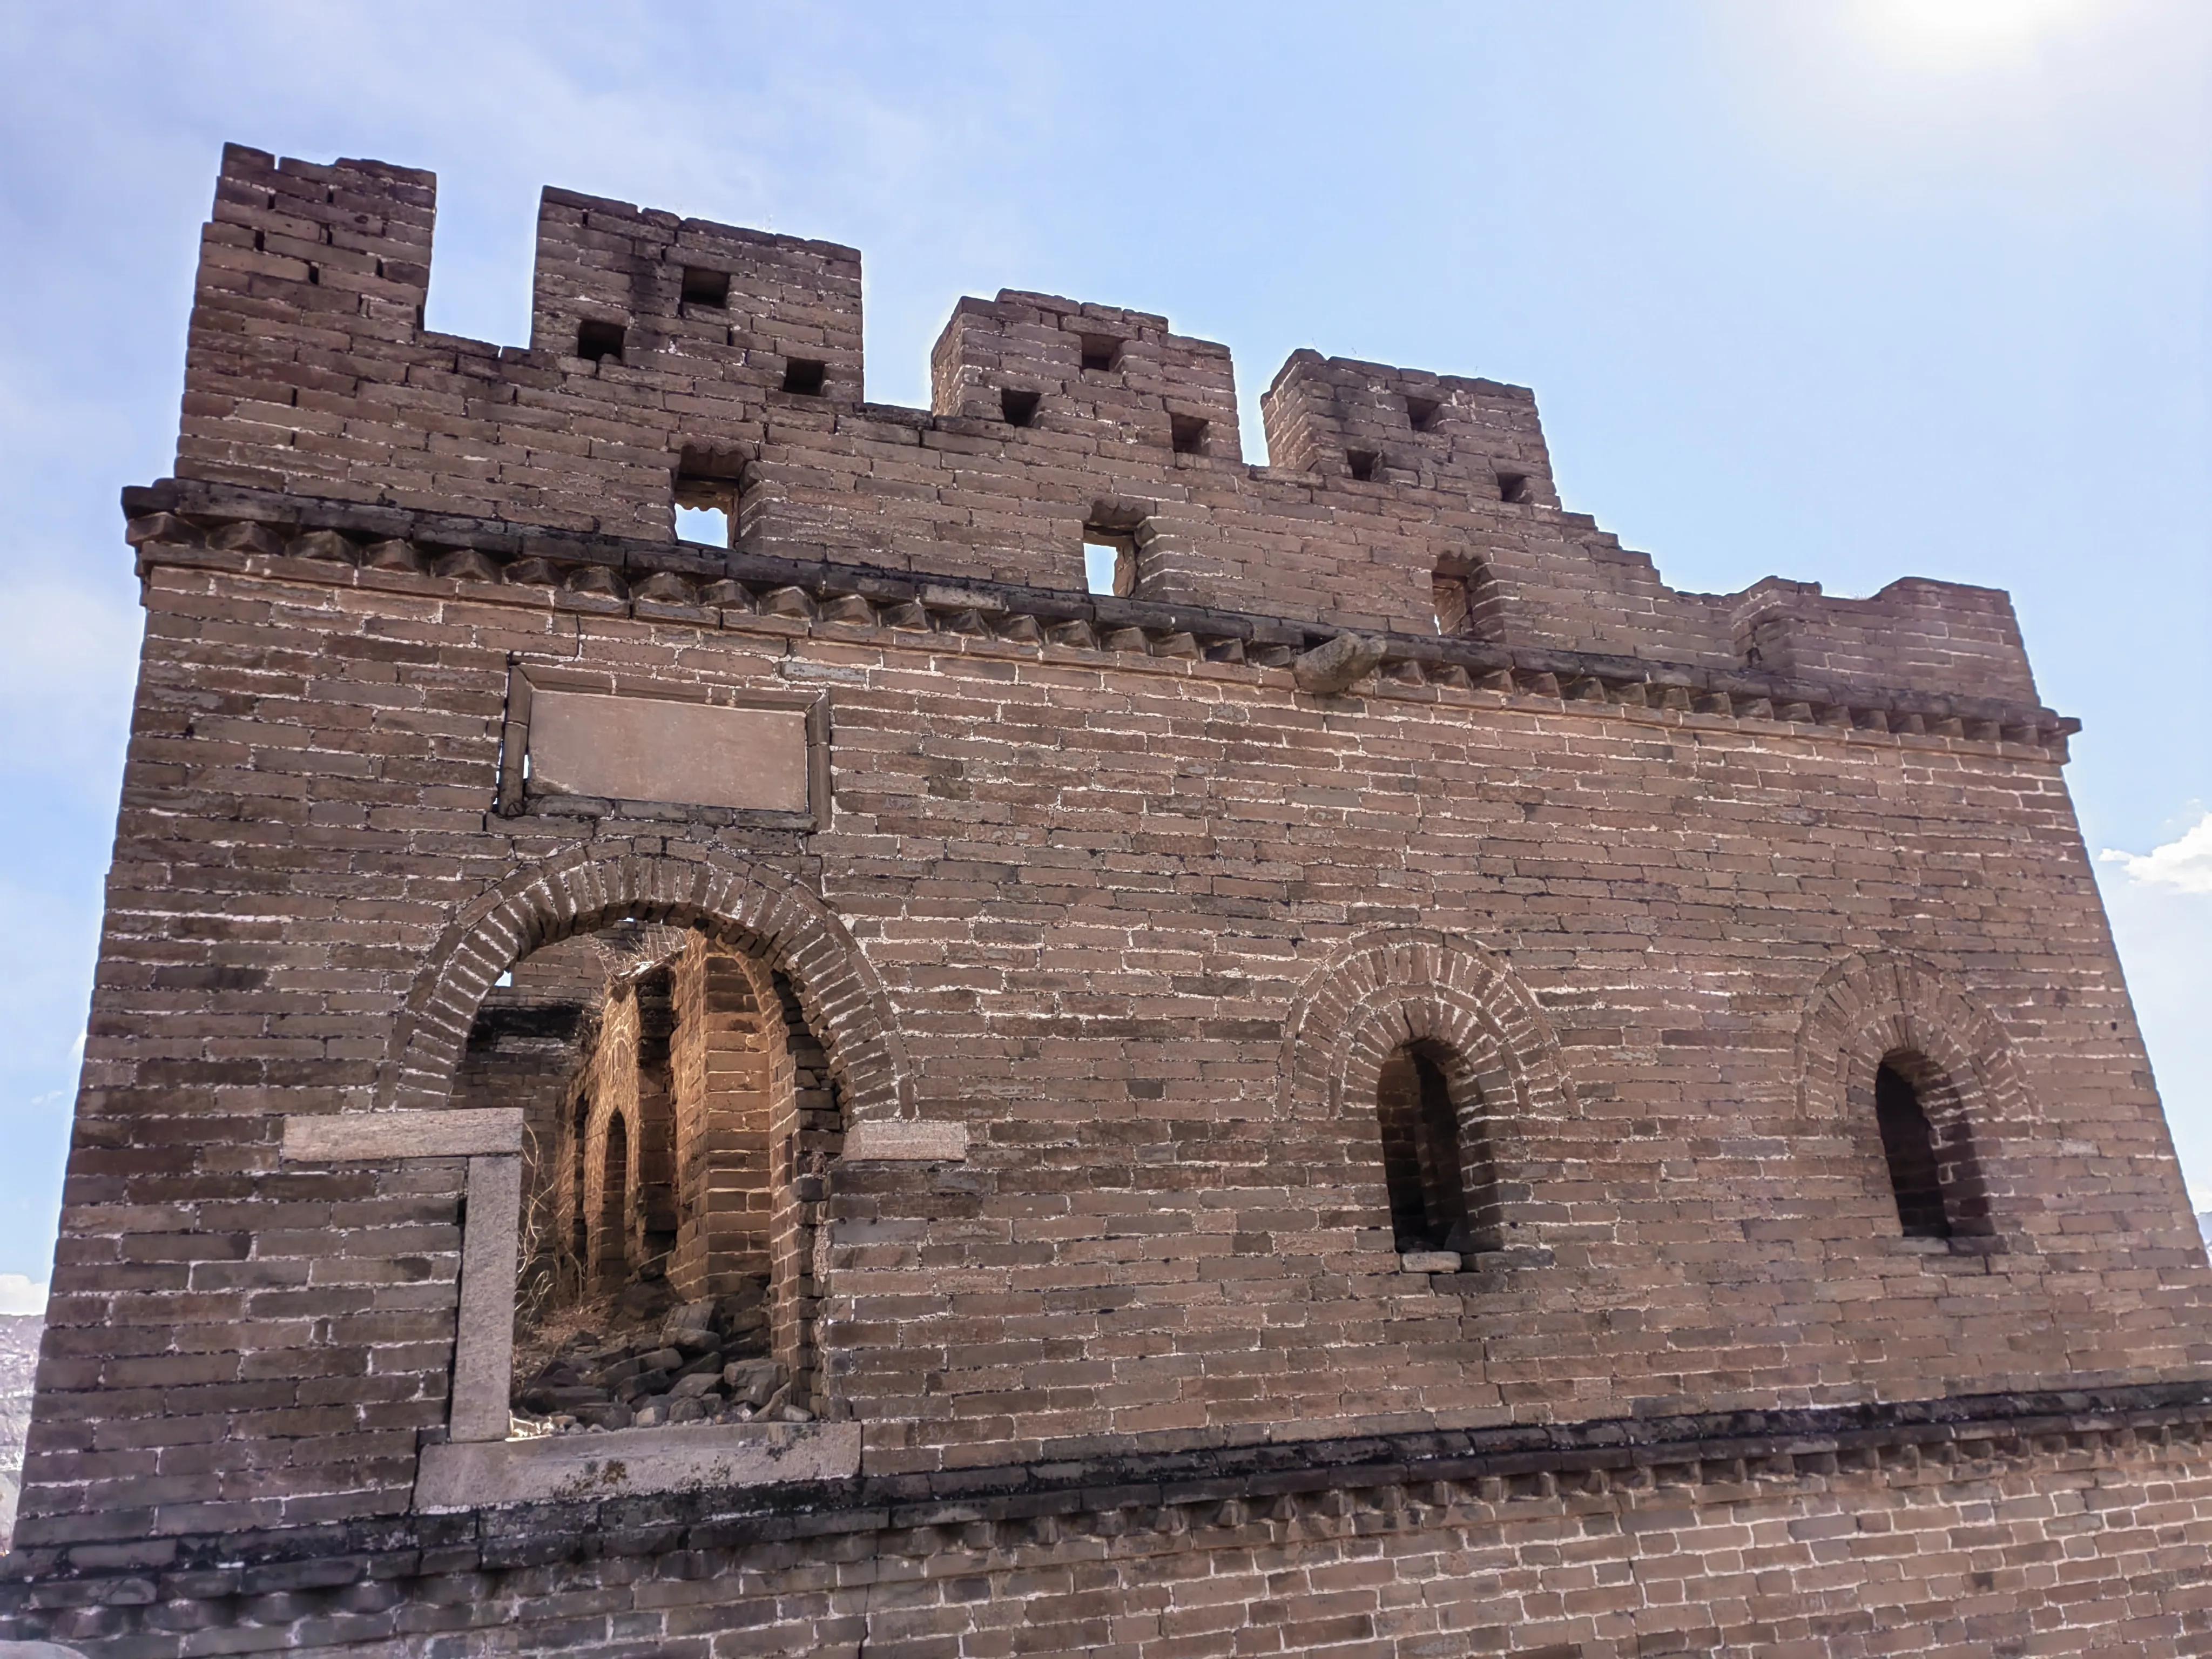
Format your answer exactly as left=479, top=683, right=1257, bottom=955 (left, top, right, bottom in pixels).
left=6, top=144, right=2210, bottom=1656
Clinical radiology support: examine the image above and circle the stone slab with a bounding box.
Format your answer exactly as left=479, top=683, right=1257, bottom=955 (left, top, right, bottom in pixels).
left=1399, top=1250, right=1462, bottom=1274
left=844, top=1120, right=968, bottom=1162
left=413, top=1420, right=862, bottom=1509
left=450, top=1155, right=522, bottom=1444
left=283, top=1109, right=524, bottom=1162
left=529, top=690, right=811, bottom=812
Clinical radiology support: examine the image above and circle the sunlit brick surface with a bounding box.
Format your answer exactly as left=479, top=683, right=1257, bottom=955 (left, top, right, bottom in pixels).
left=6, top=144, right=2207, bottom=1656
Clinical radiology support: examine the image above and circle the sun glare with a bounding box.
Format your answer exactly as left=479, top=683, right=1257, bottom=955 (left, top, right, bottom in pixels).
left=1852, top=0, right=2087, bottom=65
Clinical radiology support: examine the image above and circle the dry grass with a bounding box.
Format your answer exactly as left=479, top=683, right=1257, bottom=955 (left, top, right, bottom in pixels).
left=512, top=1292, right=616, bottom=1384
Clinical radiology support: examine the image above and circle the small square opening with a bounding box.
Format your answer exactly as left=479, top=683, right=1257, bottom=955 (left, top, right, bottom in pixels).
left=1083, top=529, right=1137, bottom=597
left=577, top=320, right=626, bottom=364
left=1169, top=414, right=1210, bottom=456
left=1346, top=448, right=1380, bottom=483
left=1496, top=471, right=1529, bottom=504
left=674, top=444, right=745, bottom=549
left=1079, top=334, right=1123, bottom=373
left=1406, top=395, right=1442, bottom=433
left=1433, top=572, right=1471, bottom=637
left=1433, top=557, right=1506, bottom=643
left=782, top=358, right=828, bottom=396
left=1001, top=388, right=1042, bottom=428
left=681, top=266, right=730, bottom=308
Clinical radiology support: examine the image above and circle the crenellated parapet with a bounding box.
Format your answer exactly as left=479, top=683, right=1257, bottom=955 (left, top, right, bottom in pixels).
left=1260, top=349, right=1560, bottom=505
left=172, top=144, right=2041, bottom=712
left=530, top=186, right=864, bottom=402
left=929, top=290, right=1241, bottom=460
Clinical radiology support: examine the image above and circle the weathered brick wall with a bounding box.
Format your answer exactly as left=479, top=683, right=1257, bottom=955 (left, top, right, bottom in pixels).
left=21, top=545, right=2197, bottom=1540
left=10, top=1398, right=2212, bottom=1654
left=11, top=144, right=2206, bottom=1653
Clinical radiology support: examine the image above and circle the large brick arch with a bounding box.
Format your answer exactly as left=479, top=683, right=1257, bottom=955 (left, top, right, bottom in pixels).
left=1796, top=949, right=2034, bottom=1236
left=1279, top=929, right=1578, bottom=1250
left=381, top=845, right=913, bottom=1123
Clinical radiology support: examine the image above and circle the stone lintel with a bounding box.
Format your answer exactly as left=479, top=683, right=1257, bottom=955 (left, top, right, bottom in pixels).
left=283, top=1109, right=525, bottom=1162
left=1399, top=1250, right=1462, bottom=1274
left=843, top=1120, right=968, bottom=1162
left=413, top=1420, right=863, bottom=1510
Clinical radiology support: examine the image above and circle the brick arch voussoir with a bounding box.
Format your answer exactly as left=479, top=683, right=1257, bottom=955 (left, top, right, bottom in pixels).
left=382, top=845, right=912, bottom=1123
left=1280, top=928, right=1576, bottom=1129
left=1796, top=949, right=2033, bottom=1141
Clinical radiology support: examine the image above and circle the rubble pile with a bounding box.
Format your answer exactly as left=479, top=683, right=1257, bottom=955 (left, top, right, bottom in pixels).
left=510, top=1276, right=798, bottom=1434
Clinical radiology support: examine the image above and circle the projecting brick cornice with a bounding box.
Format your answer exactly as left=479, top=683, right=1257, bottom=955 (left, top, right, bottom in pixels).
left=122, top=478, right=2081, bottom=758
left=5, top=1382, right=2210, bottom=1600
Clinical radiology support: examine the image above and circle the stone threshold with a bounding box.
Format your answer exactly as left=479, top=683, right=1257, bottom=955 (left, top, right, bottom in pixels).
left=413, top=1420, right=861, bottom=1512
left=120, top=478, right=2078, bottom=757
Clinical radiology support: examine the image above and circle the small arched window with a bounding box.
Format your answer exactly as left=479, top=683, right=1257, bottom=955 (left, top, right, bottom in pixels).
left=1374, top=1040, right=1495, bottom=1255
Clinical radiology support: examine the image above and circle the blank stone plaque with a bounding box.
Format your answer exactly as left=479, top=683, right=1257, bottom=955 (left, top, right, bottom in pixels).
left=527, top=691, right=813, bottom=813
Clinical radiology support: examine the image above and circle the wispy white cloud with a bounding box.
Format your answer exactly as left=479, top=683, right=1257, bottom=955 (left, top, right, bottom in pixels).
left=0, top=1276, right=47, bottom=1317
left=2102, top=811, right=2212, bottom=895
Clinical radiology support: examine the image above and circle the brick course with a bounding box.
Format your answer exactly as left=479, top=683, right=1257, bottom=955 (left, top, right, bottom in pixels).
left=6, top=143, right=2208, bottom=1653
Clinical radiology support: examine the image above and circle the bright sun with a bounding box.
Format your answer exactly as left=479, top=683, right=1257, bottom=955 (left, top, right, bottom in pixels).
left=1851, top=0, right=2088, bottom=64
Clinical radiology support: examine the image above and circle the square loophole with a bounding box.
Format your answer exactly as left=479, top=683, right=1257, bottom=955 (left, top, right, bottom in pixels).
left=674, top=444, right=745, bottom=549
left=577, top=320, right=626, bottom=364
left=1346, top=448, right=1380, bottom=483
left=1434, top=557, right=1506, bottom=643
left=1083, top=527, right=1137, bottom=597
left=1001, top=388, right=1042, bottom=428
left=1406, top=395, right=1442, bottom=433
left=782, top=358, right=828, bottom=396
left=1496, top=471, right=1529, bottom=503
left=681, top=266, right=730, bottom=308
left=1078, top=333, right=1123, bottom=373
left=1169, top=415, right=1210, bottom=456
left=1433, top=572, right=1472, bottom=637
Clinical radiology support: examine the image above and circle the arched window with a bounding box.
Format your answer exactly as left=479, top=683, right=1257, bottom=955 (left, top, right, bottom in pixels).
left=598, top=1112, right=629, bottom=1287
left=1796, top=952, right=2021, bottom=1252
left=1374, top=1040, right=1495, bottom=1255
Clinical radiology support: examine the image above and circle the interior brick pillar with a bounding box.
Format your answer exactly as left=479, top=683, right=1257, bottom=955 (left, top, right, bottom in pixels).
left=669, top=939, right=786, bottom=1298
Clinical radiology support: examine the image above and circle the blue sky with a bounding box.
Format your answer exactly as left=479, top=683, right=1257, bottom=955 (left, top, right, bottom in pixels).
left=0, top=1, right=2207, bottom=1293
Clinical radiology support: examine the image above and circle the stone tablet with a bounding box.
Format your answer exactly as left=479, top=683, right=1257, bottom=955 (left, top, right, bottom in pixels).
left=527, top=691, right=812, bottom=813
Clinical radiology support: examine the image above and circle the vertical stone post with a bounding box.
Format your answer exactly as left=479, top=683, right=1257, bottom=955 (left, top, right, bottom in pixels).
left=450, top=1154, right=523, bottom=1443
